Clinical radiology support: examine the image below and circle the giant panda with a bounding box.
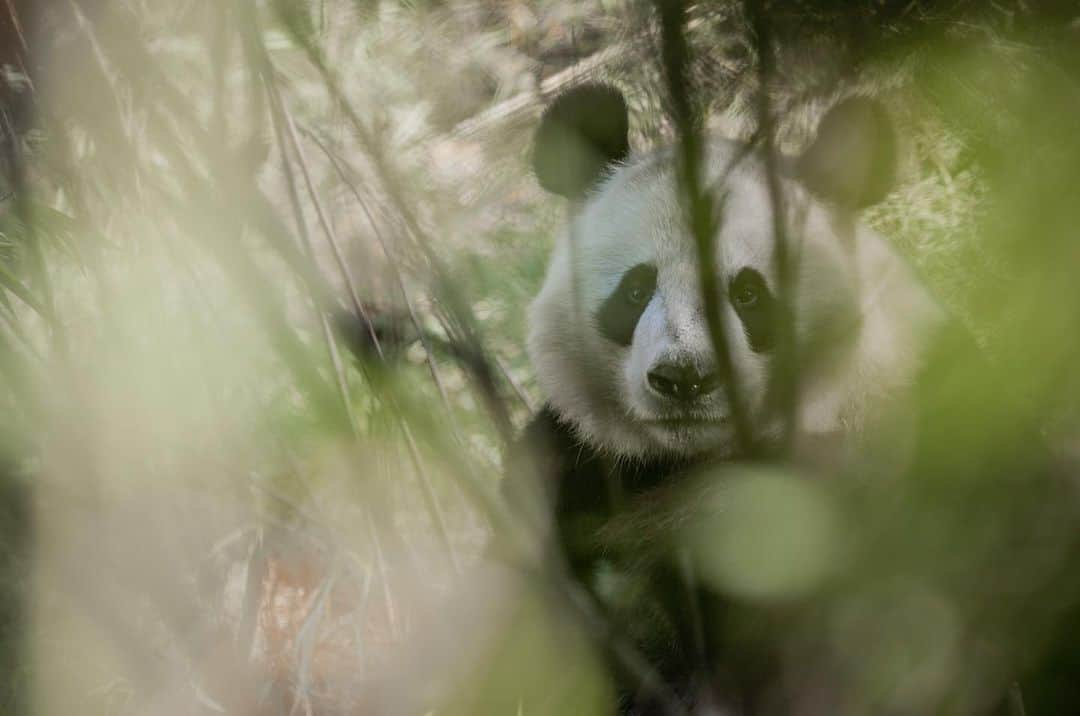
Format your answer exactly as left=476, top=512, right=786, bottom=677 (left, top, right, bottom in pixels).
left=524, top=84, right=944, bottom=469
left=504, top=84, right=958, bottom=714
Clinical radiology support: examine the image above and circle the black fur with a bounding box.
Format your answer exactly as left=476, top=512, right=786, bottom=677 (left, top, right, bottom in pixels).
left=532, top=84, right=631, bottom=199
left=503, top=407, right=761, bottom=713
left=505, top=406, right=687, bottom=570
left=729, top=268, right=776, bottom=353
left=597, top=264, right=658, bottom=346
left=794, top=96, right=897, bottom=208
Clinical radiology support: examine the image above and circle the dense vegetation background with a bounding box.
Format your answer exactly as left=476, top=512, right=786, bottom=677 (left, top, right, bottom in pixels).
left=0, top=1, right=1078, bottom=714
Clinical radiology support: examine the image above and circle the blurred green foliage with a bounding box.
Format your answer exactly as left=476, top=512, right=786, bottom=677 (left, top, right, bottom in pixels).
left=0, top=0, right=1075, bottom=714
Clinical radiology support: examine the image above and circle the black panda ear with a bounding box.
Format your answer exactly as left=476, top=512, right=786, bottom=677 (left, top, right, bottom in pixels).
left=532, top=84, right=630, bottom=199
left=794, top=97, right=896, bottom=209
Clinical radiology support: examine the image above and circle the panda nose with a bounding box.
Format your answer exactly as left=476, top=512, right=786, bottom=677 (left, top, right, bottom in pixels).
left=647, top=362, right=720, bottom=402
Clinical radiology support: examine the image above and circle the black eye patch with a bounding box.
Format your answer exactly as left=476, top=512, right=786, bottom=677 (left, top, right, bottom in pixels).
left=596, top=263, right=658, bottom=346
left=729, top=267, right=775, bottom=353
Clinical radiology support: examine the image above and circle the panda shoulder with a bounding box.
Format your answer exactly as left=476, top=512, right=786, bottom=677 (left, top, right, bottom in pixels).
left=502, top=406, right=597, bottom=512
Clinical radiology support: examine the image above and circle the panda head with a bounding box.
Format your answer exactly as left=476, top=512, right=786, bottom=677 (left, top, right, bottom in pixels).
left=528, top=84, right=934, bottom=461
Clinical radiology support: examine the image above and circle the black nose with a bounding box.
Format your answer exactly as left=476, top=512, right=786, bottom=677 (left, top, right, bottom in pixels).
left=647, top=362, right=720, bottom=402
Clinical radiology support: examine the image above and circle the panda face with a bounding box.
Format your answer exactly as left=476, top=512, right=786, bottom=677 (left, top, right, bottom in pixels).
left=528, top=142, right=863, bottom=460
left=528, top=86, right=939, bottom=461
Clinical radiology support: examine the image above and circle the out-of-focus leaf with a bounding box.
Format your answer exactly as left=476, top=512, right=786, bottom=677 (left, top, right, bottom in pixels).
left=272, top=0, right=316, bottom=45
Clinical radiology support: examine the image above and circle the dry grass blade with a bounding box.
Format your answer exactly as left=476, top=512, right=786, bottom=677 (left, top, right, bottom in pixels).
left=291, top=561, right=340, bottom=715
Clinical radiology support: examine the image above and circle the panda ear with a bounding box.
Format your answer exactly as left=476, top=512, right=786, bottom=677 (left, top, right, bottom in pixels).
left=532, top=84, right=630, bottom=199
left=794, top=97, right=897, bottom=209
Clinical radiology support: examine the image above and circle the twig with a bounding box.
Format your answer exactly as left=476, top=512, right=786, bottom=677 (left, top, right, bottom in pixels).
left=267, top=83, right=358, bottom=432
left=494, top=353, right=536, bottom=413
left=236, top=528, right=268, bottom=663
left=448, top=42, right=631, bottom=140
left=291, top=560, right=339, bottom=715
left=279, top=107, right=463, bottom=575
left=302, top=124, right=515, bottom=428
left=301, top=124, right=514, bottom=524
left=745, top=0, right=799, bottom=452
left=280, top=107, right=369, bottom=346
left=277, top=15, right=516, bottom=448
left=654, top=0, right=755, bottom=456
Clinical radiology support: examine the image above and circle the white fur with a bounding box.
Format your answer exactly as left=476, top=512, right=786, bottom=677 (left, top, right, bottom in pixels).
left=528, top=138, right=943, bottom=462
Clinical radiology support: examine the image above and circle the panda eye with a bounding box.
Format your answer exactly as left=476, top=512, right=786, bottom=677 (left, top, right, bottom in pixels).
left=618, top=264, right=657, bottom=306
left=729, top=268, right=767, bottom=308
left=626, top=284, right=650, bottom=305
left=733, top=284, right=758, bottom=307
left=729, top=268, right=775, bottom=353
left=596, top=263, right=657, bottom=346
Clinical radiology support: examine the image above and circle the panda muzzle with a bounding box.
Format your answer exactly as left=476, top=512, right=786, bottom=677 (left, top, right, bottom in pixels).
left=646, top=362, right=721, bottom=402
